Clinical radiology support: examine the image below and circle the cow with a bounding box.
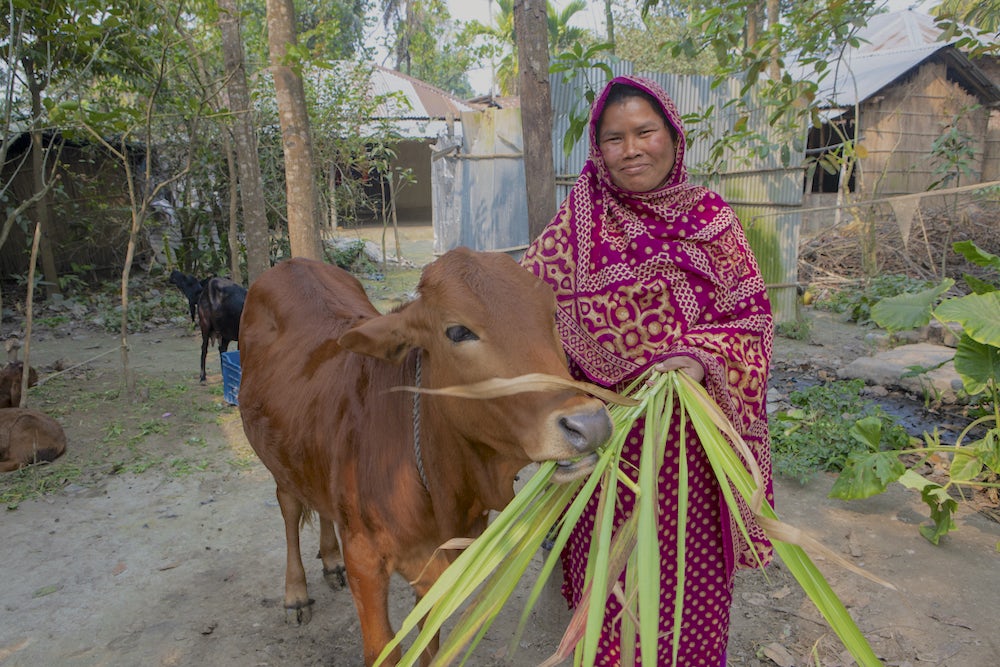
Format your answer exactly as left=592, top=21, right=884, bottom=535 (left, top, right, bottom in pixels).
left=196, top=277, right=246, bottom=383
left=0, top=361, right=38, bottom=409
left=168, top=270, right=206, bottom=324
left=238, top=249, right=613, bottom=666
left=0, top=408, right=67, bottom=472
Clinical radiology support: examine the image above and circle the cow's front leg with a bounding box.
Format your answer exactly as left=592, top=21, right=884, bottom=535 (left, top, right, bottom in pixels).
left=318, top=517, right=346, bottom=589
left=343, top=533, right=395, bottom=667
left=276, top=486, right=312, bottom=624
left=402, top=552, right=451, bottom=667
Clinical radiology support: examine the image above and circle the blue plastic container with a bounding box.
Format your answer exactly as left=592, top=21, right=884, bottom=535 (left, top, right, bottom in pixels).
left=220, top=350, right=241, bottom=406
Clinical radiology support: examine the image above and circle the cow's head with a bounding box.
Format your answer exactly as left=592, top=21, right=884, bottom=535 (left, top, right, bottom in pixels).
left=338, top=247, right=611, bottom=483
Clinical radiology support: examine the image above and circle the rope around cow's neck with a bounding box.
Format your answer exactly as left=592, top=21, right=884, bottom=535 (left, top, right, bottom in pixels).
left=413, top=351, right=430, bottom=491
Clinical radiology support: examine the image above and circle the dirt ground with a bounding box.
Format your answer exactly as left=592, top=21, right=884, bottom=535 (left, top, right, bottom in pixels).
left=2, top=226, right=998, bottom=667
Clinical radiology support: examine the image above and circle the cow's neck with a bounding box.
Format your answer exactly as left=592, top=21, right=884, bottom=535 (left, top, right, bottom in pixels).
left=406, top=352, right=528, bottom=537
left=423, top=433, right=526, bottom=535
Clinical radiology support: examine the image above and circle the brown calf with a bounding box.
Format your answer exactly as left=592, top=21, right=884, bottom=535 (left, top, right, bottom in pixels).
left=0, top=408, right=67, bottom=472
left=0, top=361, right=38, bottom=409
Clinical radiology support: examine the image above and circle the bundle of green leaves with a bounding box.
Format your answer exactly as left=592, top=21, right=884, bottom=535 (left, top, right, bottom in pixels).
left=377, top=372, right=886, bottom=666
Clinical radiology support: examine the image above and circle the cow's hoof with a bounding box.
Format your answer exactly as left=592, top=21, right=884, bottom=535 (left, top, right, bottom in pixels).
left=323, top=565, right=347, bottom=589
left=284, top=598, right=314, bottom=626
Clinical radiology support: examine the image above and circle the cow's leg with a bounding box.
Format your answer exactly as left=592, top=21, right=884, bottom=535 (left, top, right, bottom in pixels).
left=276, top=486, right=313, bottom=625
left=401, top=554, right=450, bottom=667
left=318, top=517, right=346, bottom=589
left=342, top=534, right=395, bottom=667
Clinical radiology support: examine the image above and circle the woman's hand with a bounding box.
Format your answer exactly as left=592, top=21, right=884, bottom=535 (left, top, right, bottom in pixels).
left=653, top=356, right=705, bottom=384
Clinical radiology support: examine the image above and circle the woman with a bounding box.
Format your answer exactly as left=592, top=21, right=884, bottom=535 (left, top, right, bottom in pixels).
left=520, top=75, right=774, bottom=665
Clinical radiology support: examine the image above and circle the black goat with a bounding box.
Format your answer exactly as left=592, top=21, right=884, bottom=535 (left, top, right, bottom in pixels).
left=169, top=270, right=207, bottom=323
left=198, top=277, right=246, bottom=383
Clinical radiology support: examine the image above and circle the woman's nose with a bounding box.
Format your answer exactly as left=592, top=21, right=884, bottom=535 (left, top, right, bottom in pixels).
left=622, top=134, right=640, bottom=156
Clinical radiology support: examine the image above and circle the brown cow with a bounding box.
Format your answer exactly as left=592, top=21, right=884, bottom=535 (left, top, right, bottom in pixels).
left=0, top=408, right=67, bottom=472
left=238, top=249, right=612, bottom=665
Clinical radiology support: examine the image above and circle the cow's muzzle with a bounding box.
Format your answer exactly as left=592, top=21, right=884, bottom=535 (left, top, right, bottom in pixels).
left=551, top=406, right=613, bottom=483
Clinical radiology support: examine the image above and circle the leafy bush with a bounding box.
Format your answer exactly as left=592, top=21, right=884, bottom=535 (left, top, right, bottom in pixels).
left=325, top=239, right=377, bottom=274
left=848, top=240, right=1000, bottom=543
left=769, top=379, right=911, bottom=483
left=775, top=317, right=810, bottom=341
left=814, top=274, right=935, bottom=325
left=91, top=275, right=190, bottom=332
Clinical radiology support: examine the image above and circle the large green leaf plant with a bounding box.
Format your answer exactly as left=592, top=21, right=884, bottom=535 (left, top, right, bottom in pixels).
left=834, top=241, right=1000, bottom=544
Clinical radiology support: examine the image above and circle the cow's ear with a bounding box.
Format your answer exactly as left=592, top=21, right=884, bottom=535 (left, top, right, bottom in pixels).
left=338, top=312, right=413, bottom=364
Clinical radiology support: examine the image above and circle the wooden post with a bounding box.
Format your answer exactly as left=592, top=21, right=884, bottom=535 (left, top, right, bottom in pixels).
left=513, top=0, right=557, bottom=242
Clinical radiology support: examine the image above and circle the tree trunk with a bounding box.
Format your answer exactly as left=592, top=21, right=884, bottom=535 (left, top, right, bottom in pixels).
left=513, top=0, right=556, bottom=242
left=604, top=0, right=615, bottom=54
left=266, top=0, right=322, bottom=261
left=218, top=0, right=271, bottom=282
left=745, top=0, right=762, bottom=50
left=26, top=75, right=61, bottom=298
left=767, top=0, right=780, bottom=80
left=222, top=130, right=243, bottom=285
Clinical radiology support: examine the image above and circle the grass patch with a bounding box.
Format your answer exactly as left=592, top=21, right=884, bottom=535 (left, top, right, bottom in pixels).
left=775, top=316, right=811, bottom=341
left=769, top=379, right=912, bottom=483
left=2, top=369, right=252, bottom=507
left=1, top=463, right=84, bottom=510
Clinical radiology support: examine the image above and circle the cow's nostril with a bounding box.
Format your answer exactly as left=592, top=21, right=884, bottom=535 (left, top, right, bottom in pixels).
left=559, top=407, right=613, bottom=453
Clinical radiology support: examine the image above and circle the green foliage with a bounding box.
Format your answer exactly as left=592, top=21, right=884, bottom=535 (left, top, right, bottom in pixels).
left=466, top=0, right=600, bottom=97
left=325, top=239, right=376, bottom=274
left=775, top=316, right=811, bottom=341
left=381, top=372, right=881, bottom=666
left=637, top=0, right=880, bottom=170
left=849, top=241, right=1000, bottom=543
left=769, top=379, right=911, bottom=484
left=869, top=279, right=955, bottom=332
left=816, top=274, right=936, bottom=326
left=927, top=104, right=981, bottom=191
left=612, top=6, right=717, bottom=75
left=388, top=0, right=476, bottom=97
left=550, top=41, right=615, bottom=156
left=464, top=0, right=517, bottom=95
left=932, top=0, right=1000, bottom=58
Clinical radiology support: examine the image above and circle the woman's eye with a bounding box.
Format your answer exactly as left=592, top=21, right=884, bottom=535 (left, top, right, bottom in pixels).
left=446, top=325, right=479, bottom=343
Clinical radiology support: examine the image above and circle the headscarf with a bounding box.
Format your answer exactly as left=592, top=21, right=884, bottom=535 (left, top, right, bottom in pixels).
left=521, top=75, right=774, bottom=569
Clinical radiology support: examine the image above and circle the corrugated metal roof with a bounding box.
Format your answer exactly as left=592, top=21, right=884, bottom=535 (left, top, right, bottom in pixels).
left=369, top=66, right=473, bottom=120
left=804, top=43, right=943, bottom=108
left=791, top=10, right=1000, bottom=113
left=856, top=9, right=943, bottom=53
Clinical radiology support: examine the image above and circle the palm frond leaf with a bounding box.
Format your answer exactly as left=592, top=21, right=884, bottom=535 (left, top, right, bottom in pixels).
left=377, top=372, right=888, bottom=667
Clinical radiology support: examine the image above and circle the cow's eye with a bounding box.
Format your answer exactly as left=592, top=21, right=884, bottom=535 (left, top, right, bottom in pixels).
left=446, top=325, right=479, bottom=343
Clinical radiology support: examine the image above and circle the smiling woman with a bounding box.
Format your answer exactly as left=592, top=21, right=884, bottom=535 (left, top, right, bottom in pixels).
left=520, top=74, right=775, bottom=665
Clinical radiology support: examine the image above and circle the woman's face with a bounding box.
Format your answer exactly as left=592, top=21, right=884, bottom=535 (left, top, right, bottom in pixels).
left=597, top=97, right=677, bottom=193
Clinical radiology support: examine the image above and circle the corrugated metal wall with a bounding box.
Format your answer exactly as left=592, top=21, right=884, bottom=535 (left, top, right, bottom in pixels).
left=434, top=63, right=805, bottom=322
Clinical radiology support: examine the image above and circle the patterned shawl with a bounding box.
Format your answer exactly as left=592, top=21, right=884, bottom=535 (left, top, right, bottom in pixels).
left=521, top=74, right=774, bottom=569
